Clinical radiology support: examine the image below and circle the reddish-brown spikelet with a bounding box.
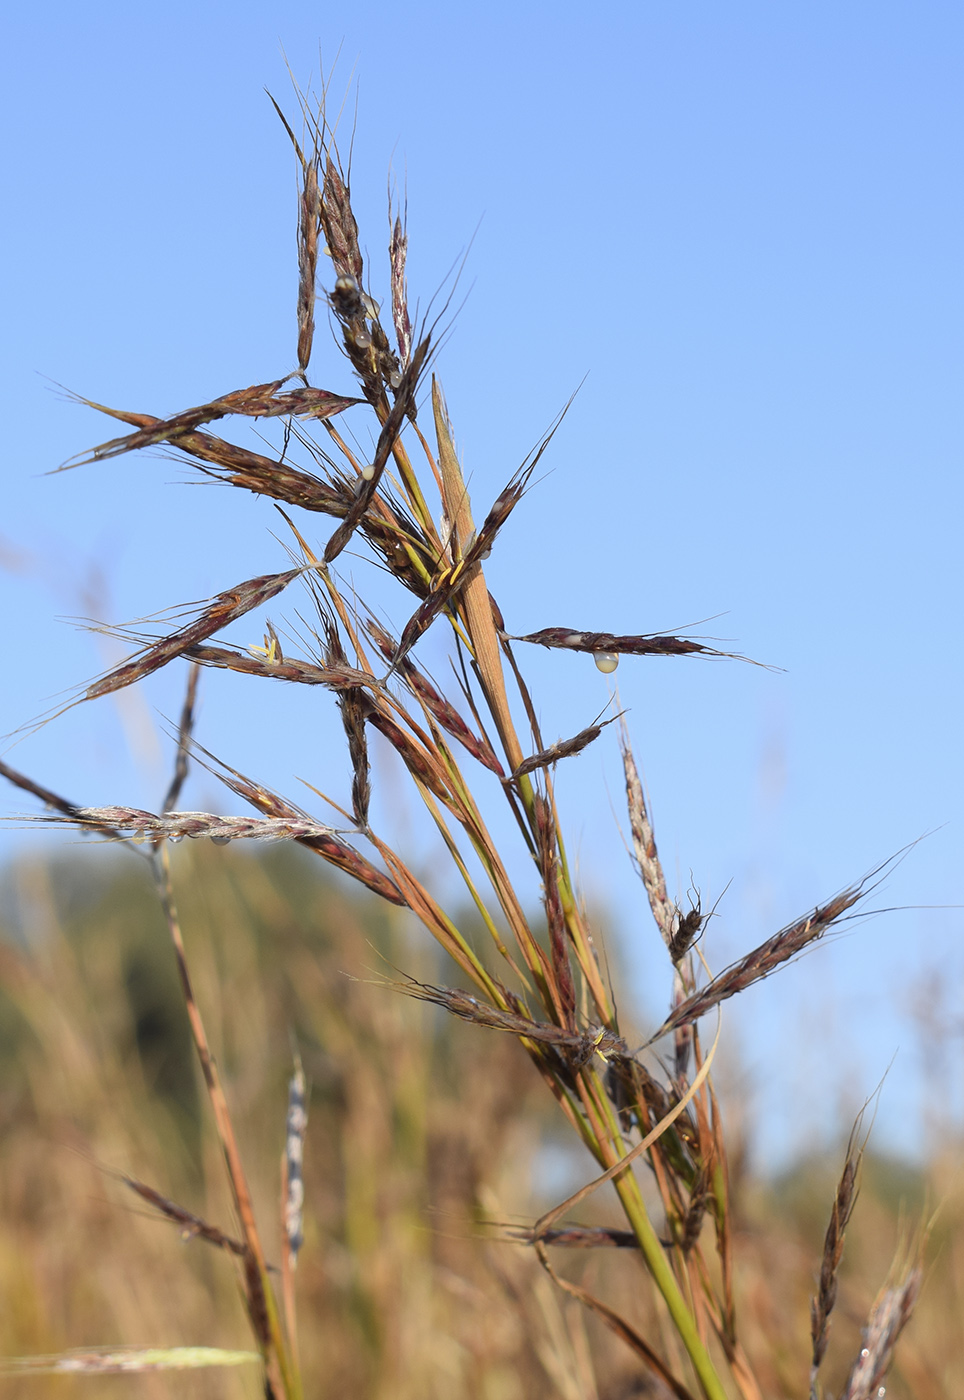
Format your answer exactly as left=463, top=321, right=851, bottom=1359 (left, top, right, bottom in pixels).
left=470, top=463, right=535, bottom=556
left=160, top=664, right=200, bottom=815
left=64, top=384, right=363, bottom=469
left=121, top=1174, right=250, bottom=1260
left=297, top=157, right=320, bottom=372
left=0, top=761, right=139, bottom=850
left=185, top=642, right=372, bottom=690
left=367, top=314, right=404, bottom=403
left=810, top=1120, right=864, bottom=1395
left=323, top=620, right=371, bottom=827
left=646, top=883, right=868, bottom=1042
left=512, top=715, right=616, bottom=778
left=268, top=90, right=322, bottom=376
left=0, top=760, right=86, bottom=827
left=175, top=432, right=353, bottom=514
left=320, top=155, right=363, bottom=284
left=363, top=705, right=454, bottom=809
left=322, top=335, right=429, bottom=563
left=171, top=421, right=438, bottom=597
left=391, top=975, right=627, bottom=1063
left=390, top=212, right=412, bottom=366
left=365, top=618, right=505, bottom=775
left=83, top=568, right=304, bottom=702
left=511, top=626, right=754, bottom=663
left=509, top=1225, right=639, bottom=1250
left=326, top=270, right=394, bottom=406
left=389, top=466, right=534, bottom=668
left=203, top=756, right=406, bottom=906
left=410, top=674, right=505, bottom=774
left=526, top=791, right=578, bottom=1030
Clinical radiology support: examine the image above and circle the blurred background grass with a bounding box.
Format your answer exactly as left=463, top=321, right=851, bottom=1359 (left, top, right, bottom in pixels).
left=0, top=845, right=960, bottom=1398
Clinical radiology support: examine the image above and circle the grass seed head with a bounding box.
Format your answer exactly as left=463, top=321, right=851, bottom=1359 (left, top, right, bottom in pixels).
left=839, top=1267, right=922, bottom=1400
left=390, top=212, right=412, bottom=367
left=284, top=1063, right=308, bottom=1258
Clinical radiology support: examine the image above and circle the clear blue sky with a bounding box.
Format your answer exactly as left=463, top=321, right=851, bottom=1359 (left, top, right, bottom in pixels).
left=2, top=2, right=962, bottom=1169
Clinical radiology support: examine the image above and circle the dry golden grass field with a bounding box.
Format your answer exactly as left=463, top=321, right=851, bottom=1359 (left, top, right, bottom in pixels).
left=0, top=846, right=960, bottom=1398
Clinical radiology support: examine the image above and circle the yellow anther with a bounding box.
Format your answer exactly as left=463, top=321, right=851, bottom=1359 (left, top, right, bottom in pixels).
left=248, top=637, right=280, bottom=665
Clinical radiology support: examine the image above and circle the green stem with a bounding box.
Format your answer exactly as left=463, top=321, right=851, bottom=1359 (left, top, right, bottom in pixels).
left=584, top=1071, right=728, bottom=1400
left=612, top=1170, right=728, bottom=1400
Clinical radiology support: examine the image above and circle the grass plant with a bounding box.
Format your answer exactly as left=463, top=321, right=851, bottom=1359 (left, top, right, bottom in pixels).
left=0, top=79, right=934, bottom=1398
